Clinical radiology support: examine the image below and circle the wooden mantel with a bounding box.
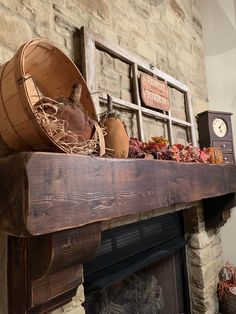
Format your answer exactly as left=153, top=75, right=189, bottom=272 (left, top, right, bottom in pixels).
left=1, top=152, right=236, bottom=314
left=1, top=152, right=236, bottom=236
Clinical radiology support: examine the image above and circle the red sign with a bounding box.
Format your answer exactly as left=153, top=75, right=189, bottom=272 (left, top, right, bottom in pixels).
left=140, top=74, right=170, bottom=111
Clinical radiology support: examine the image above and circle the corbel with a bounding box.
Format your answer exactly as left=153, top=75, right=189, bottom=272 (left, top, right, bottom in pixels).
left=7, top=222, right=102, bottom=314
left=203, top=193, right=236, bottom=229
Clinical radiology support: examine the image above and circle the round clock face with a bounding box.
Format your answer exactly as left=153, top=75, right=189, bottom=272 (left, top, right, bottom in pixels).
left=212, top=118, right=227, bottom=137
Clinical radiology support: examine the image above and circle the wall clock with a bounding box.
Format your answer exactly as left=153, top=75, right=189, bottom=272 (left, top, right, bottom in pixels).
left=197, top=110, right=235, bottom=163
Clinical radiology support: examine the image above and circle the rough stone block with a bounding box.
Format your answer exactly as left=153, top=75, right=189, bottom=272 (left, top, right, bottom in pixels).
left=135, top=39, right=156, bottom=64
left=0, top=11, right=32, bottom=50
left=53, top=3, right=88, bottom=29
left=0, top=0, right=33, bottom=20
left=0, top=46, right=14, bottom=64
left=149, top=24, right=168, bottom=47
left=143, top=116, right=168, bottom=141
left=120, top=75, right=131, bottom=90
left=25, top=0, right=54, bottom=27
left=121, top=89, right=133, bottom=103
left=169, top=0, right=186, bottom=23
left=114, top=59, right=130, bottom=75
left=189, top=231, right=213, bottom=249
left=78, top=0, right=112, bottom=25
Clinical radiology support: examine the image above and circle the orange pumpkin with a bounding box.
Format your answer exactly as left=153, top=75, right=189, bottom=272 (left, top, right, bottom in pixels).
left=102, top=116, right=129, bottom=158
left=205, top=147, right=224, bottom=164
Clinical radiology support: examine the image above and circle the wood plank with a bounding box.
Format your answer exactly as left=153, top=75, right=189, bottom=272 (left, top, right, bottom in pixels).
left=84, top=27, right=188, bottom=92
left=133, top=64, right=145, bottom=141
left=185, top=91, right=197, bottom=146
left=80, top=27, right=100, bottom=114
left=0, top=154, right=29, bottom=236
left=100, top=95, right=192, bottom=128
left=1, top=152, right=236, bottom=236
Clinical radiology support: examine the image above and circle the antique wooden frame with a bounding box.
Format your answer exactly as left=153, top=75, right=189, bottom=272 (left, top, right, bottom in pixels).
left=80, top=26, right=197, bottom=146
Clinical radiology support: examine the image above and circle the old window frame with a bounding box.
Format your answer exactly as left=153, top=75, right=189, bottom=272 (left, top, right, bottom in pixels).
left=80, top=26, right=197, bottom=146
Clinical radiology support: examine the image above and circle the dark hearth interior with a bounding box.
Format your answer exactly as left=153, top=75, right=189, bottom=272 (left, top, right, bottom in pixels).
left=83, top=213, right=190, bottom=314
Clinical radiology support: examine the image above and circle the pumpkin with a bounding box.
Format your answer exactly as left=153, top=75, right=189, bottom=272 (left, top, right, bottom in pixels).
left=57, top=106, right=94, bottom=141
left=205, top=147, right=224, bottom=164
left=101, top=115, right=129, bottom=158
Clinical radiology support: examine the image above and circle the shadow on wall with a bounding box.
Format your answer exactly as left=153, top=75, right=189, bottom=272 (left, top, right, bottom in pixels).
left=200, top=0, right=236, bottom=56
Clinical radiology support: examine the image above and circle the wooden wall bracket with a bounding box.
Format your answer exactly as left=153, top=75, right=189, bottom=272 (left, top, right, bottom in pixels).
left=7, top=223, right=101, bottom=314
left=203, top=193, right=236, bottom=229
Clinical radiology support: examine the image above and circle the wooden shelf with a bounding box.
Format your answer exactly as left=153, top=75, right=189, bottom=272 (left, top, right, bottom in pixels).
left=1, top=152, right=236, bottom=236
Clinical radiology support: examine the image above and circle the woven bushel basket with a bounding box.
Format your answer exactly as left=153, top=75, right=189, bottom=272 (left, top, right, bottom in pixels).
left=0, top=38, right=97, bottom=153
left=219, top=290, right=236, bottom=314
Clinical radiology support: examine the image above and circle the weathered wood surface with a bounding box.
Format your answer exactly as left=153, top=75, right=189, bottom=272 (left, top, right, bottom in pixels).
left=1, top=152, right=236, bottom=236
left=8, top=223, right=101, bottom=314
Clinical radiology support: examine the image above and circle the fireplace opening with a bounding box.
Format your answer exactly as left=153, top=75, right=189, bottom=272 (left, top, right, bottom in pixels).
left=83, top=213, right=190, bottom=314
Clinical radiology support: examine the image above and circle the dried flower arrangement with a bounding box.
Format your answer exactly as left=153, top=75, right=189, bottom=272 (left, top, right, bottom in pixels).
left=218, top=263, right=236, bottom=313
left=218, top=263, right=236, bottom=299
left=129, top=137, right=211, bottom=163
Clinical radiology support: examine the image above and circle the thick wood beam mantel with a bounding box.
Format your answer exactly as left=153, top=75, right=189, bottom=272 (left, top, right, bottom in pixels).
left=1, top=152, right=236, bottom=236
left=1, top=152, right=236, bottom=313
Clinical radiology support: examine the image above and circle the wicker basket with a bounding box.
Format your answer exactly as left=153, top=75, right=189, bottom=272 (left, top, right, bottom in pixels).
left=0, top=38, right=97, bottom=153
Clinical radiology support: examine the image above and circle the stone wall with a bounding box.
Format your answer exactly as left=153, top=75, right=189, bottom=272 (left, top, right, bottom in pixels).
left=0, top=1, right=223, bottom=313
left=0, top=0, right=208, bottom=123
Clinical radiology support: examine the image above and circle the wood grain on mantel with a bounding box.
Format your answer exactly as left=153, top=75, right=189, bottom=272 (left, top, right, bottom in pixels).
left=1, top=152, right=236, bottom=236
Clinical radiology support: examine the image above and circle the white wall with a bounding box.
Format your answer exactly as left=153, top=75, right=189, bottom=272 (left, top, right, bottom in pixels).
left=200, top=0, right=236, bottom=264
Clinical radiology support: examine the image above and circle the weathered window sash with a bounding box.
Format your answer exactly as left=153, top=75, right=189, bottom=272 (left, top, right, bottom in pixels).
left=80, top=26, right=197, bottom=146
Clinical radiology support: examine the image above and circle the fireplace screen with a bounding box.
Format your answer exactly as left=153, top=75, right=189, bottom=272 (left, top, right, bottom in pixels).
left=83, top=213, right=190, bottom=313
